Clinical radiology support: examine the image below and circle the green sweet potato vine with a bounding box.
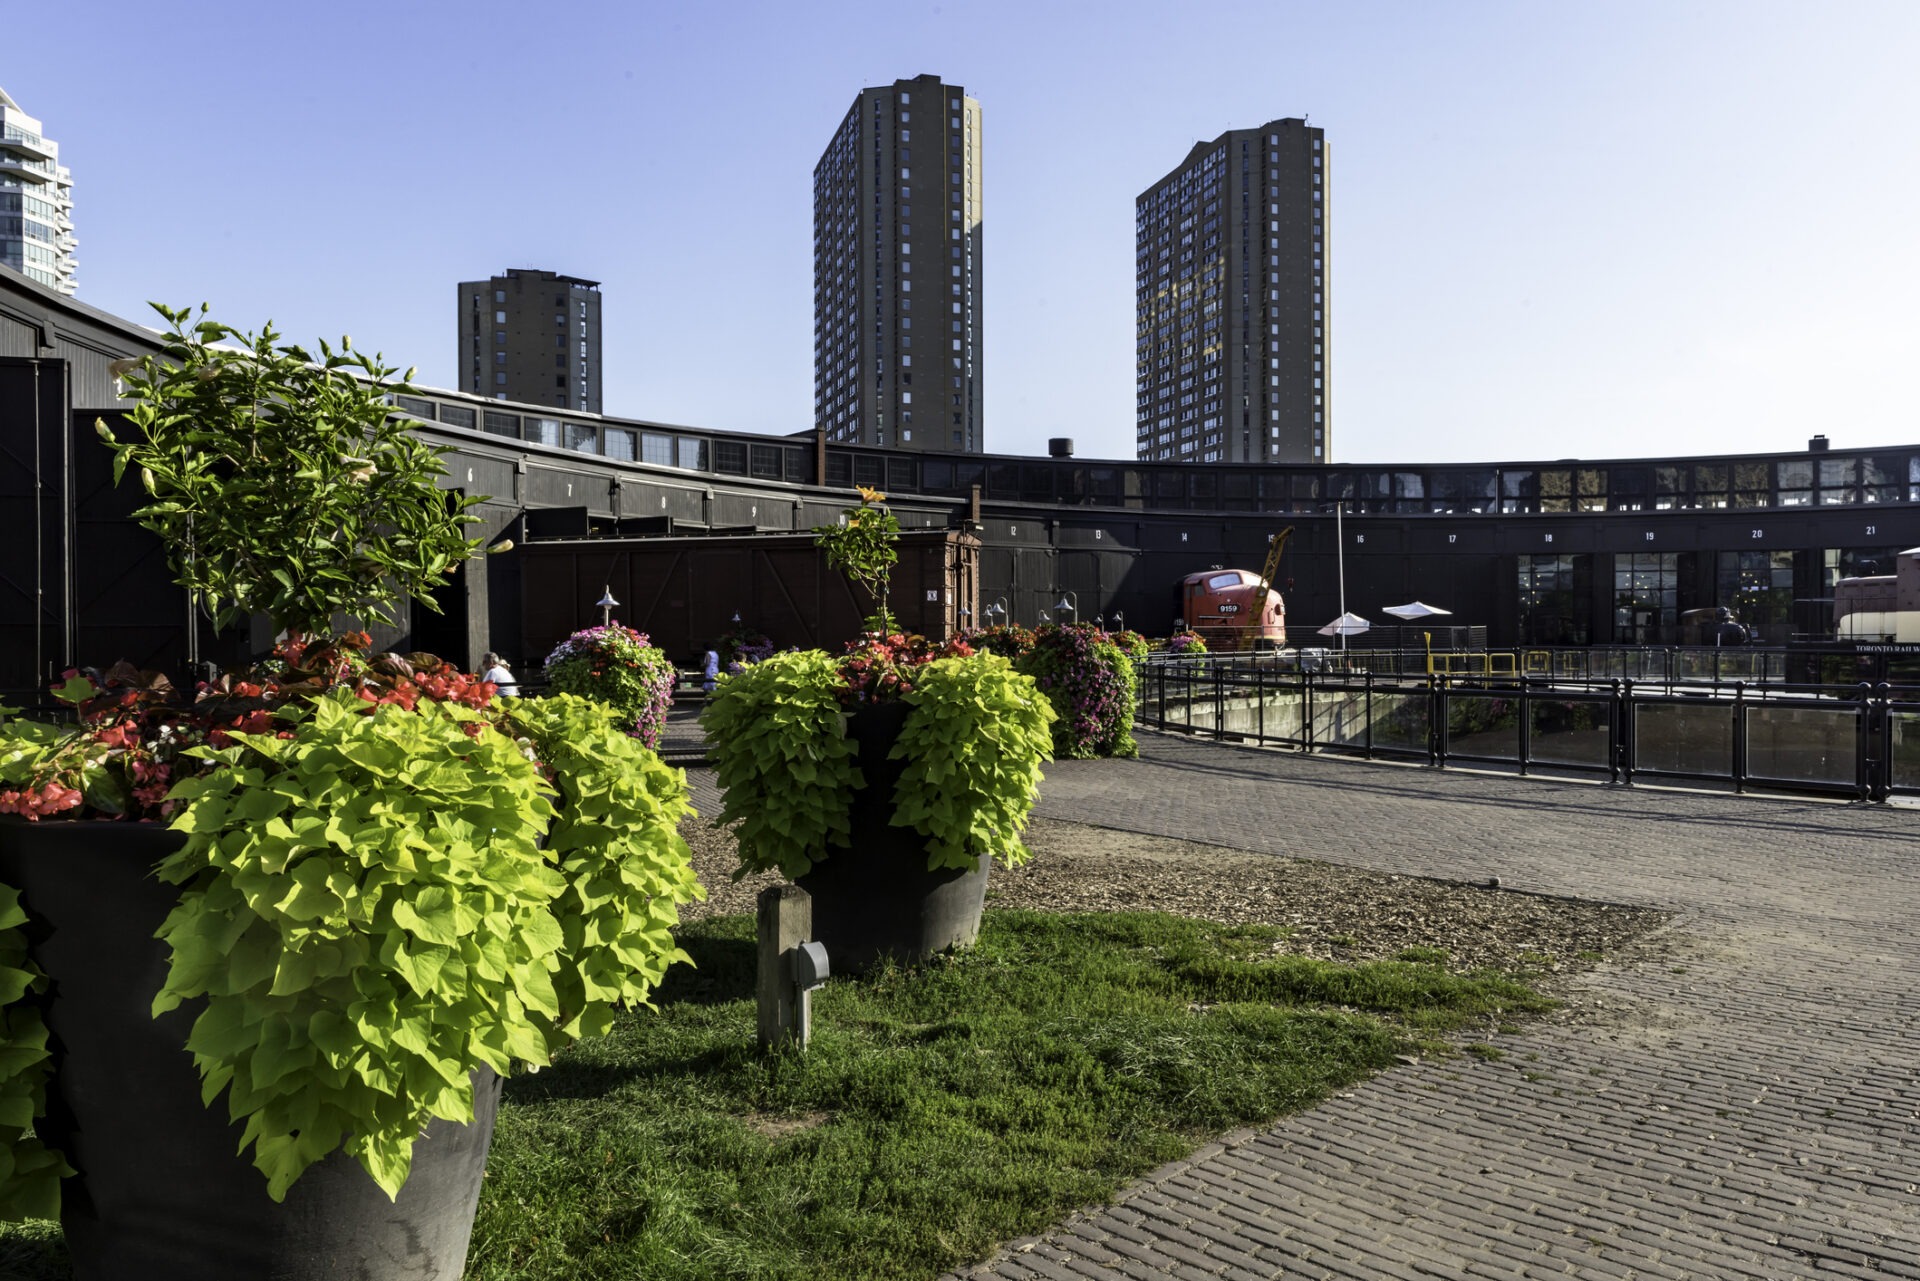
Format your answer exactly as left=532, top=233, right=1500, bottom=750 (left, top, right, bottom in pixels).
left=0, top=881, right=72, bottom=1222
left=500, top=695, right=704, bottom=1042
left=700, top=650, right=862, bottom=881
left=890, top=655, right=1055, bottom=871
left=151, top=690, right=703, bottom=1202
left=702, top=650, right=1053, bottom=879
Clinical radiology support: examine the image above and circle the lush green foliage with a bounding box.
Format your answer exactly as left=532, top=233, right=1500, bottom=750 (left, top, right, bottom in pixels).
left=1110, top=629, right=1151, bottom=662
left=0, top=882, right=71, bottom=1223
left=703, top=645, right=1054, bottom=879
left=889, top=655, right=1055, bottom=871
left=1165, top=630, right=1208, bottom=655
left=813, top=486, right=900, bottom=632
left=500, top=696, right=705, bottom=1042
left=101, top=304, right=481, bottom=636
left=1014, top=624, right=1138, bottom=760
left=541, top=623, right=678, bottom=748
left=699, top=650, right=862, bottom=880
left=150, top=690, right=702, bottom=1202
left=458, top=910, right=1549, bottom=1280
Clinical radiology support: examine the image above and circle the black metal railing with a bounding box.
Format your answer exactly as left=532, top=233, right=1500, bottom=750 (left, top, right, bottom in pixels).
left=1135, top=658, right=1920, bottom=803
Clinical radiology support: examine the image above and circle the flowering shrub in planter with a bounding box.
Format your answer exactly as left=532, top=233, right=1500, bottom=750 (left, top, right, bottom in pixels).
left=963, top=624, right=1034, bottom=659
left=718, top=623, right=776, bottom=673
left=542, top=623, right=677, bottom=748
left=701, top=635, right=1051, bottom=881
left=1014, top=623, right=1139, bottom=760
left=0, top=307, right=705, bottom=1259
left=704, top=489, right=1056, bottom=969
left=1110, top=629, right=1151, bottom=663
left=1166, top=630, right=1209, bottom=655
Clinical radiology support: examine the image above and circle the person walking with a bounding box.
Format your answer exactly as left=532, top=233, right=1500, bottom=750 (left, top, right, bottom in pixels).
left=702, top=646, right=721, bottom=695
left=480, top=651, right=519, bottom=696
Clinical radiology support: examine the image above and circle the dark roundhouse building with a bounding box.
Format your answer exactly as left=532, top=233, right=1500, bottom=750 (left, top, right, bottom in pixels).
left=2, top=266, right=1913, bottom=702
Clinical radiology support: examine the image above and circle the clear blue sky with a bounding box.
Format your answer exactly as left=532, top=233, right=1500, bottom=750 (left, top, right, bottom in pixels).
left=17, top=0, right=1920, bottom=464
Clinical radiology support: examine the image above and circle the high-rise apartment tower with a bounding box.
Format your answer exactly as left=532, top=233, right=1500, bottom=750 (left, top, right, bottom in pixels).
left=1136, top=118, right=1327, bottom=464
left=458, top=269, right=602, bottom=413
left=814, top=74, right=983, bottom=453
left=0, top=87, right=77, bottom=296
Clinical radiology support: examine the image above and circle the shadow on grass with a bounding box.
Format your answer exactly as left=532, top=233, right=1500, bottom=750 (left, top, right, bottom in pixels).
left=0, top=1227, right=70, bottom=1281
left=654, top=926, right=758, bottom=1007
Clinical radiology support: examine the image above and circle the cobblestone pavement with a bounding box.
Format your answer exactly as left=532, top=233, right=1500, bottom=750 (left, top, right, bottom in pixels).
left=942, top=734, right=1920, bottom=1281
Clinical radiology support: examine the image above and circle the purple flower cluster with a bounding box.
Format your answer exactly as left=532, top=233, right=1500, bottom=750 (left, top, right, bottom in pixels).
left=541, top=622, right=677, bottom=748
left=1014, top=623, right=1138, bottom=760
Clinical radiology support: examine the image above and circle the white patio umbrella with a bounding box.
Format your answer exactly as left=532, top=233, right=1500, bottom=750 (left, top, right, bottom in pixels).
left=1316, top=612, right=1371, bottom=637
left=1382, top=601, right=1453, bottom=620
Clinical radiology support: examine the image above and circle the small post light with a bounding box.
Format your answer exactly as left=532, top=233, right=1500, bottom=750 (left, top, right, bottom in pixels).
left=757, top=886, right=827, bottom=1051
left=1055, top=591, right=1079, bottom=624
left=1174, top=617, right=1186, bottom=632
left=732, top=610, right=742, bottom=624
left=595, top=587, right=619, bottom=628
left=1095, top=614, right=1106, bottom=633
left=1038, top=609, right=1052, bottom=624
left=1114, top=611, right=1125, bottom=631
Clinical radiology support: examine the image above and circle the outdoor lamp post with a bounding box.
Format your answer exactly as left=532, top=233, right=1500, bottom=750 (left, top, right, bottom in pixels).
left=596, top=587, right=619, bottom=628
left=1322, top=501, right=1349, bottom=653
left=1094, top=614, right=1105, bottom=633
left=1114, top=611, right=1125, bottom=632
left=1055, top=592, right=1079, bottom=624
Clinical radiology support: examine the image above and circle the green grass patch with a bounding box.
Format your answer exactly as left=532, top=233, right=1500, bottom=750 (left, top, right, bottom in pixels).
left=2, top=910, right=1551, bottom=1281
left=465, top=909, right=1547, bottom=1280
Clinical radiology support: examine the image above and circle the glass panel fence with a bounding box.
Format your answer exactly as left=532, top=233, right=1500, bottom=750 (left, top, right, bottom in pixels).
left=1633, top=702, right=1733, bottom=776
left=1889, top=711, right=1920, bottom=792
left=1446, top=694, right=1520, bottom=761
left=1744, top=705, right=1858, bottom=786
left=1365, top=692, right=1430, bottom=754
left=1309, top=687, right=1379, bottom=750
left=1527, top=699, right=1611, bottom=769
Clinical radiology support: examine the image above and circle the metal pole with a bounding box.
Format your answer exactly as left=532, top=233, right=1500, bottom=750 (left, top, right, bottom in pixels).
left=1335, top=501, right=1347, bottom=654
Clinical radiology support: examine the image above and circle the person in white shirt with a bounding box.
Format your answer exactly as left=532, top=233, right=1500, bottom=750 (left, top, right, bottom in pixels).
left=480, top=651, right=518, bottom=696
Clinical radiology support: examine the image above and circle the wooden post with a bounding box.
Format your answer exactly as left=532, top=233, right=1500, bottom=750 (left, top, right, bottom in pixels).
left=756, top=885, right=813, bottom=1051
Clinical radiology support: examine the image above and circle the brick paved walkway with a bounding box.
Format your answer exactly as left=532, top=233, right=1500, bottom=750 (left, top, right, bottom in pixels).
left=942, top=733, right=1920, bottom=1281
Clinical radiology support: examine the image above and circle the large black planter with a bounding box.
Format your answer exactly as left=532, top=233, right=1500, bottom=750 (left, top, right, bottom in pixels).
left=0, top=817, right=499, bottom=1281
left=795, top=701, right=991, bottom=972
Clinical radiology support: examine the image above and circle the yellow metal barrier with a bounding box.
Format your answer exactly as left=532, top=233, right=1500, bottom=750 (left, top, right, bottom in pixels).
left=1432, top=651, right=1518, bottom=676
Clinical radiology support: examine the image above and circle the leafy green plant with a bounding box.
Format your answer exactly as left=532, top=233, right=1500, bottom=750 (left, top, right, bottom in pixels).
left=890, top=654, right=1055, bottom=871
left=0, top=881, right=72, bottom=1222
left=501, top=696, right=704, bottom=1042
left=699, top=650, right=862, bottom=880
left=101, top=303, right=480, bottom=635
left=813, top=486, right=900, bottom=633
left=150, top=690, right=702, bottom=1201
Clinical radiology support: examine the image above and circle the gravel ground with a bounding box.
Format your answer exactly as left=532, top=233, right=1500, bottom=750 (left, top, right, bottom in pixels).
left=677, top=814, right=1673, bottom=991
